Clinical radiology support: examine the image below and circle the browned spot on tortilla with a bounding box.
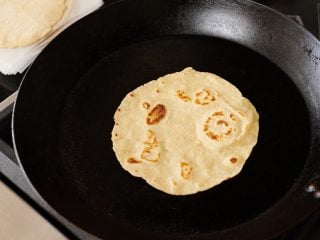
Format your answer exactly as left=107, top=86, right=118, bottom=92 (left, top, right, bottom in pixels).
left=127, top=158, right=141, bottom=164
left=203, top=111, right=234, bottom=141
left=217, top=120, right=229, bottom=126
left=203, top=116, right=212, bottom=132
left=115, top=133, right=118, bottom=137
left=180, top=162, right=192, bottom=180
left=146, top=104, right=166, bottom=125
left=206, top=132, right=220, bottom=141
left=143, top=102, right=150, bottom=110
left=230, top=157, right=238, bottom=164
left=225, top=129, right=232, bottom=136
left=117, top=108, right=121, bottom=112
left=143, top=130, right=158, bottom=146
left=141, top=152, right=160, bottom=163
left=230, top=114, right=237, bottom=121
left=238, top=111, right=245, bottom=116
left=176, top=90, right=192, bottom=102
left=140, top=130, right=160, bottom=163
left=156, top=89, right=160, bottom=93
left=213, top=111, right=224, bottom=116
left=195, top=89, right=215, bottom=105
left=130, top=93, right=135, bottom=97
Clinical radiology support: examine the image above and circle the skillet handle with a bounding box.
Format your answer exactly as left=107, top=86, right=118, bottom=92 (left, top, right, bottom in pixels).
left=0, top=91, right=18, bottom=164
left=0, top=91, right=38, bottom=198
left=0, top=91, right=17, bottom=120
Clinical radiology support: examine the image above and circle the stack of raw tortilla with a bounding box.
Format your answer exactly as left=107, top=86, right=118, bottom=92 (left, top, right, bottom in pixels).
left=0, top=0, right=104, bottom=75
left=0, top=0, right=67, bottom=48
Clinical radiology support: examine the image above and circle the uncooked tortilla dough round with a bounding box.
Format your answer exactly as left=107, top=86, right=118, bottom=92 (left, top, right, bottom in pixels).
left=0, top=0, right=67, bottom=48
left=112, top=68, right=259, bottom=195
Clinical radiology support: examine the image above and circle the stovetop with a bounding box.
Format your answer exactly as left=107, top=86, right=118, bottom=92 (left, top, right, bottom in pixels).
left=0, top=0, right=319, bottom=239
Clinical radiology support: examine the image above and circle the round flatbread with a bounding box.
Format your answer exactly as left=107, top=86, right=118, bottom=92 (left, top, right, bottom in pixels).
left=0, top=0, right=67, bottom=48
left=112, top=67, right=259, bottom=195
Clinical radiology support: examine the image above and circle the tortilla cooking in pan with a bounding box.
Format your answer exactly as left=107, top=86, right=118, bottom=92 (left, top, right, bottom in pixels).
left=112, top=67, right=259, bottom=195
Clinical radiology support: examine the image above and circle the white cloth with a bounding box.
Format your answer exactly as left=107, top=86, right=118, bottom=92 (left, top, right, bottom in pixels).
left=0, top=0, right=104, bottom=75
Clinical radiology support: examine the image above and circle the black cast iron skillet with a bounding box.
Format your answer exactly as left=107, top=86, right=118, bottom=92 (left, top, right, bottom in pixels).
left=12, top=0, right=320, bottom=239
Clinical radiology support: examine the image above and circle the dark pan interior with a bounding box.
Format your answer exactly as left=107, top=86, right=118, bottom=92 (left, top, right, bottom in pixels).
left=59, top=35, right=310, bottom=236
